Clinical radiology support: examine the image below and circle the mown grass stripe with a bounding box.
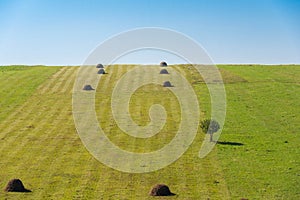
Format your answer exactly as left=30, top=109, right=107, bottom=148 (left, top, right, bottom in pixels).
left=2, top=65, right=298, bottom=199
left=50, top=67, right=74, bottom=93
left=38, top=67, right=67, bottom=94
left=61, top=67, right=79, bottom=94
left=0, top=95, right=66, bottom=166
left=0, top=68, right=82, bottom=199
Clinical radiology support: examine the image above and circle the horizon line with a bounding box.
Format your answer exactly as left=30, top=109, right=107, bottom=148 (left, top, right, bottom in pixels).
left=1, top=63, right=300, bottom=66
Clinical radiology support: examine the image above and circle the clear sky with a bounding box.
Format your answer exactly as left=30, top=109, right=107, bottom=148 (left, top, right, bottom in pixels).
left=0, top=0, right=299, bottom=65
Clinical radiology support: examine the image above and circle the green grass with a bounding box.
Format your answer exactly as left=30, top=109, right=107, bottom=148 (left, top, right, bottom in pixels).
left=217, top=65, right=300, bottom=199
left=0, top=65, right=61, bottom=123
left=0, top=65, right=299, bottom=199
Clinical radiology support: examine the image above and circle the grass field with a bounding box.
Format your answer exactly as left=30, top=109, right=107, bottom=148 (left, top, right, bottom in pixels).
left=0, top=65, right=299, bottom=199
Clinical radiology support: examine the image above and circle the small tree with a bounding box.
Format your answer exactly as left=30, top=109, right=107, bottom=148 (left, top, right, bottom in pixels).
left=200, top=119, right=220, bottom=142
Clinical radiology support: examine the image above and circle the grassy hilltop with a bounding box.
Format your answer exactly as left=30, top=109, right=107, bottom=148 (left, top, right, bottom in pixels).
left=0, top=65, right=299, bottom=199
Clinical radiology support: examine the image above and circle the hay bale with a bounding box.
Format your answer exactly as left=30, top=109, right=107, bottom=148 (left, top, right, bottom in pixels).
left=97, top=69, right=105, bottom=74
left=160, top=69, right=169, bottom=74
left=149, top=184, right=174, bottom=196
left=83, top=85, right=94, bottom=91
left=96, top=64, right=104, bottom=68
left=163, top=81, right=173, bottom=87
left=160, top=61, right=167, bottom=67
left=4, top=179, right=31, bottom=192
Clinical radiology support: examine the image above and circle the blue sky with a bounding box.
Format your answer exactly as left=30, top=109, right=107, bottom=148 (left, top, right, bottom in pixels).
left=0, top=0, right=299, bottom=65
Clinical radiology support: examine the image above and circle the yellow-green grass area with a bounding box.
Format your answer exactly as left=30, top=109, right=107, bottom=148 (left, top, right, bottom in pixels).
left=95, top=65, right=229, bottom=199
left=0, top=66, right=61, bottom=123
left=0, top=65, right=229, bottom=199
left=0, top=65, right=299, bottom=199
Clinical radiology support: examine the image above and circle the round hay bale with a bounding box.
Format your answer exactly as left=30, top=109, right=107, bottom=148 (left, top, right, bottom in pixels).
left=83, top=85, right=94, bottom=91
left=96, top=64, right=104, bottom=68
left=160, top=61, right=168, bottom=67
left=97, top=69, right=105, bottom=74
left=159, top=69, right=169, bottom=74
left=4, top=179, right=31, bottom=192
left=163, top=81, right=173, bottom=87
left=149, top=184, right=174, bottom=196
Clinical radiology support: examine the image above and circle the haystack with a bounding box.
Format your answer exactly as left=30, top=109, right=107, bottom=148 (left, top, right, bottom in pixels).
left=160, top=69, right=169, bottom=74
left=96, top=64, right=104, bottom=68
left=149, top=184, right=174, bottom=196
left=163, top=81, right=173, bottom=87
left=160, top=61, right=167, bottom=67
left=83, top=85, right=94, bottom=91
left=4, top=179, right=31, bottom=192
left=97, top=69, right=105, bottom=74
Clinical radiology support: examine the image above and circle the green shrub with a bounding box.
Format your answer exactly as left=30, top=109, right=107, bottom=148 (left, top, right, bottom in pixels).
left=200, top=119, right=220, bottom=142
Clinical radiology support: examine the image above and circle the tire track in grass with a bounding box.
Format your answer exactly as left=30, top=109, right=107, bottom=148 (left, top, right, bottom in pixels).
left=105, top=65, right=135, bottom=199
left=0, top=66, right=93, bottom=199
left=0, top=94, right=66, bottom=169
left=171, top=65, right=203, bottom=198
left=177, top=104, right=211, bottom=199
left=89, top=65, right=230, bottom=198
left=73, top=158, right=103, bottom=200
left=0, top=100, right=34, bottom=135
left=61, top=67, right=79, bottom=94
left=72, top=65, right=124, bottom=200
left=49, top=67, right=73, bottom=93
left=124, top=67, right=138, bottom=154
left=0, top=67, right=60, bottom=124
left=16, top=95, right=73, bottom=160
left=22, top=71, right=78, bottom=198
left=124, top=64, right=142, bottom=154
left=99, top=65, right=113, bottom=89
left=97, top=65, right=175, bottom=198
left=0, top=68, right=31, bottom=91
left=0, top=67, right=62, bottom=138
left=94, top=65, right=139, bottom=199
left=96, top=64, right=117, bottom=136
left=50, top=67, right=77, bottom=94
left=0, top=87, right=62, bottom=137
left=92, top=66, right=116, bottom=200
left=81, top=65, right=118, bottom=200
left=0, top=71, right=35, bottom=107
left=107, top=66, right=171, bottom=198
left=36, top=148, right=72, bottom=199
left=38, top=67, right=68, bottom=94
left=0, top=79, right=54, bottom=128
left=0, top=68, right=77, bottom=199
left=34, top=111, right=82, bottom=198
left=154, top=87, right=194, bottom=199
left=143, top=89, right=179, bottom=198
left=0, top=65, right=231, bottom=199
left=35, top=130, right=77, bottom=199
left=0, top=96, right=44, bottom=148
left=9, top=109, right=72, bottom=194
left=96, top=65, right=133, bottom=150
left=0, top=100, right=29, bottom=126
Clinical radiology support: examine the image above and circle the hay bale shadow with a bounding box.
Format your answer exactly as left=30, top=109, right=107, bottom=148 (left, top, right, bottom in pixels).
left=149, top=184, right=175, bottom=196
left=4, top=179, right=31, bottom=192
left=217, top=141, right=244, bottom=146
